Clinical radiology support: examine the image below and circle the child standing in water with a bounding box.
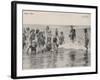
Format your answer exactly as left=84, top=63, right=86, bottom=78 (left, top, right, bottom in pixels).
left=84, top=28, right=89, bottom=49
left=53, top=28, right=59, bottom=53
left=27, top=40, right=37, bottom=55
left=59, top=31, right=64, bottom=45
left=69, top=26, right=76, bottom=43
left=46, top=26, right=52, bottom=52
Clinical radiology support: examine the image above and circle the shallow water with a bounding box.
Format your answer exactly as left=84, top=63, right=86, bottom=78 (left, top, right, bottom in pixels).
left=22, top=48, right=90, bottom=69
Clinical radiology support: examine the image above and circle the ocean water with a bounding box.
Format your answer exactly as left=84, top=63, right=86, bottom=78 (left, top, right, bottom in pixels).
left=22, top=25, right=91, bottom=69
left=22, top=48, right=90, bottom=69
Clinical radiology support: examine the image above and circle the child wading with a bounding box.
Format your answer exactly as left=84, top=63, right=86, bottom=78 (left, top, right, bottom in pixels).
left=27, top=40, right=37, bottom=55
left=53, top=28, right=59, bottom=53
left=84, top=28, right=89, bottom=49
left=27, top=29, right=37, bottom=55
left=69, top=26, right=76, bottom=43
left=59, top=31, right=64, bottom=45
left=46, top=26, right=52, bottom=52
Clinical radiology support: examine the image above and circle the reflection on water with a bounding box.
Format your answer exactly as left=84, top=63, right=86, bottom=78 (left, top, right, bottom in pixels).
left=22, top=48, right=90, bottom=69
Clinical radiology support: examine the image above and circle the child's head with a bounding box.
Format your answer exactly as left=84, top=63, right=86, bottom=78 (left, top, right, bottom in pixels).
left=61, top=31, right=63, bottom=35
left=26, top=27, right=30, bottom=31
left=36, top=29, right=39, bottom=34
left=71, top=25, right=73, bottom=29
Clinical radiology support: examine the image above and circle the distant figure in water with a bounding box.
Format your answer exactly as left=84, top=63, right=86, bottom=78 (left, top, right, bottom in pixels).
left=59, top=31, right=64, bottom=45
left=46, top=26, right=52, bottom=51
left=23, top=28, right=27, bottom=50
left=69, top=26, right=76, bottom=43
left=53, top=28, right=59, bottom=53
left=84, top=28, right=89, bottom=49
left=29, top=29, right=35, bottom=45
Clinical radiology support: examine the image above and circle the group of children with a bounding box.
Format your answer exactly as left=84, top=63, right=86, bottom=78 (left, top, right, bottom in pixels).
left=23, top=26, right=65, bottom=55
left=23, top=25, right=89, bottom=55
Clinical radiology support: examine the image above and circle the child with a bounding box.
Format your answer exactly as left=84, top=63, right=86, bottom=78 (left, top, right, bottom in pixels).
left=27, top=40, right=37, bottom=55
left=46, top=26, right=52, bottom=52
left=84, top=28, right=89, bottom=49
left=52, top=29, right=59, bottom=53
left=59, top=31, right=64, bottom=45
left=29, top=29, right=35, bottom=44
left=69, top=26, right=76, bottom=43
left=46, top=37, right=52, bottom=51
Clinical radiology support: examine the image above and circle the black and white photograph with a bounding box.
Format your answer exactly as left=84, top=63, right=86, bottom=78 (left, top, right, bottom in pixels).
left=11, top=1, right=97, bottom=79
left=22, top=11, right=91, bottom=69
